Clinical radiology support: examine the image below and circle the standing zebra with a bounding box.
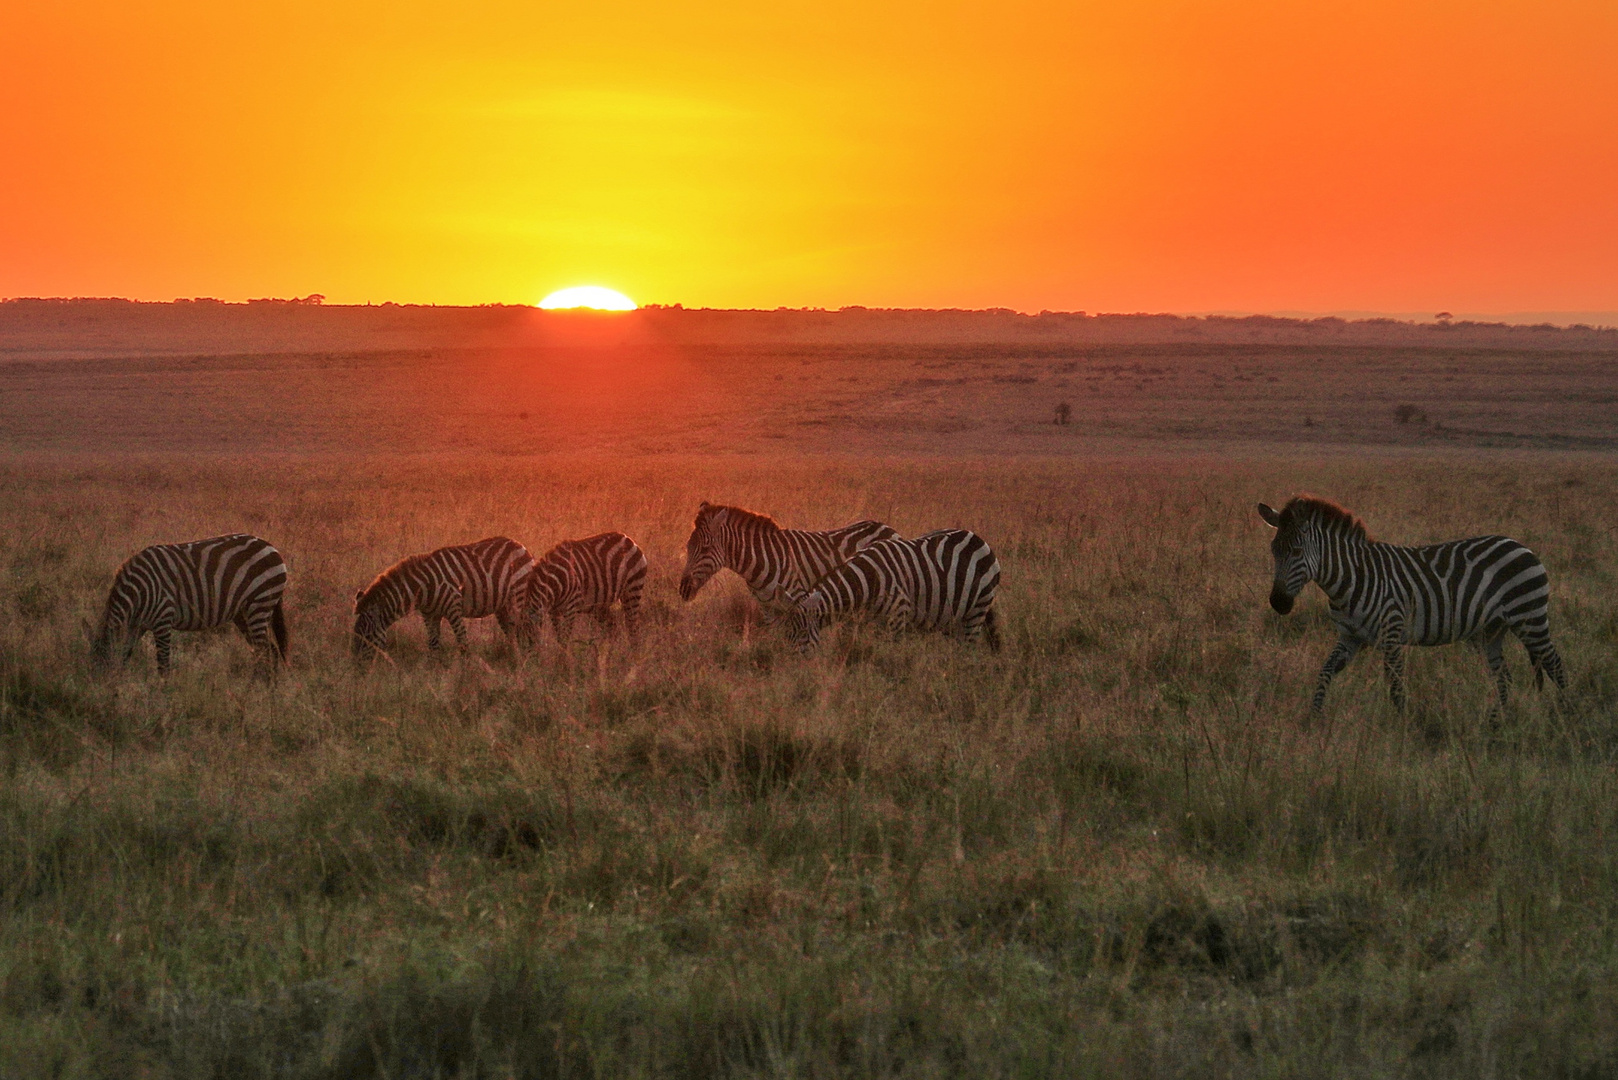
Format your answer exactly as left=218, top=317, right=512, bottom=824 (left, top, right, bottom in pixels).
left=352, top=537, right=534, bottom=659
left=678, top=502, right=900, bottom=615
left=1258, top=496, right=1566, bottom=712
left=92, top=533, right=288, bottom=673
left=786, top=529, right=1001, bottom=652
left=527, top=532, right=648, bottom=644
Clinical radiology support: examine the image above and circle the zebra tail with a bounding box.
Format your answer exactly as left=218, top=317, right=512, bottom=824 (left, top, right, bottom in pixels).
left=982, top=607, right=1002, bottom=654
left=271, top=600, right=289, bottom=662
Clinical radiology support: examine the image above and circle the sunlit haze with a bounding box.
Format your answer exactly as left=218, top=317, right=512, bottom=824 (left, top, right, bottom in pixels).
left=2, top=1, right=1615, bottom=313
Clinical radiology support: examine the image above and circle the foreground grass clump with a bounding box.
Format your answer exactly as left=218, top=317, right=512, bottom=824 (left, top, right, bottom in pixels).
left=0, top=454, right=1616, bottom=1077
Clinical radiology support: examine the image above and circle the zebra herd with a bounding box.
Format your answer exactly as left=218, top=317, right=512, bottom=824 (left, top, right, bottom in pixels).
left=90, top=494, right=1568, bottom=714
left=90, top=503, right=1001, bottom=671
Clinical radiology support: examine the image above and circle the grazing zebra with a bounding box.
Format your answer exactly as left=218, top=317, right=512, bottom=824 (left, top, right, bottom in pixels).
left=527, top=532, right=648, bottom=644
left=787, top=529, right=1001, bottom=652
left=678, top=501, right=901, bottom=615
left=352, top=537, right=534, bottom=659
left=92, top=533, right=288, bottom=673
left=1258, top=496, right=1567, bottom=712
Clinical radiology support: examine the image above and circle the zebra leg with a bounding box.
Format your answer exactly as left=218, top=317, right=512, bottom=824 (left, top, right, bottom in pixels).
left=1376, top=613, right=1409, bottom=712
left=1536, top=640, right=1569, bottom=692
left=236, top=609, right=265, bottom=649
left=1311, top=638, right=1360, bottom=713
left=1381, top=643, right=1407, bottom=712
left=236, top=608, right=280, bottom=668
left=970, top=608, right=996, bottom=650
left=424, top=615, right=443, bottom=651
left=553, top=613, right=572, bottom=646
left=438, top=592, right=468, bottom=651
left=751, top=586, right=784, bottom=626
left=883, top=596, right=913, bottom=638
left=1481, top=629, right=1513, bottom=716
left=621, top=594, right=642, bottom=645
left=1511, top=621, right=1568, bottom=693
left=153, top=625, right=174, bottom=675
left=496, top=607, right=526, bottom=652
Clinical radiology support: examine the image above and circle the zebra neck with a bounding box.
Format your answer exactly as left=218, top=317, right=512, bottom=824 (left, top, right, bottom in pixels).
left=726, top=528, right=790, bottom=589
left=380, top=577, right=416, bottom=620
left=1313, top=538, right=1372, bottom=605
left=531, top=572, right=566, bottom=611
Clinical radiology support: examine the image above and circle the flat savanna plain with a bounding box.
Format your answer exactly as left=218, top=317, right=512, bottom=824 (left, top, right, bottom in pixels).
left=2, top=340, right=1615, bottom=455
left=2, top=338, right=1618, bottom=1077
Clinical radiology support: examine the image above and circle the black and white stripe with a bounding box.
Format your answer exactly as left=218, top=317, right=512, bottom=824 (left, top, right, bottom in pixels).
left=1259, top=496, right=1567, bottom=711
left=678, top=501, right=900, bottom=614
left=93, top=533, right=288, bottom=673
left=527, top=532, right=648, bottom=644
left=787, top=529, right=1001, bottom=652
left=353, top=537, right=534, bottom=658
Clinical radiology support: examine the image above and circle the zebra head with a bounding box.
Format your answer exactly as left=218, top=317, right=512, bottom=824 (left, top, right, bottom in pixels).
left=91, top=566, right=138, bottom=666
left=1258, top=501, right=1317, bottom=614
left=678, top=501, right=725, bottom=601
left=89, top=614, right=119, bottom=666
left=786, top=594, right=827, bottom=652
left=351, top=586, right=392, bottom=659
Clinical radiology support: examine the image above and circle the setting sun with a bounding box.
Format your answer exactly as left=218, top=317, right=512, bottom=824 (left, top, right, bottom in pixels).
left=538, top=286, right=637, bottom=311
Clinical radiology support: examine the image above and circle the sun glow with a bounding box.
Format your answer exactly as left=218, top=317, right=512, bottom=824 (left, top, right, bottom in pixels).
left=538, top=286, right=637, bottom=311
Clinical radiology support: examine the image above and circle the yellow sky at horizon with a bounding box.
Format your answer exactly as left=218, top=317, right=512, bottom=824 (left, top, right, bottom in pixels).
left=2, top=1, right=1614, bottom=312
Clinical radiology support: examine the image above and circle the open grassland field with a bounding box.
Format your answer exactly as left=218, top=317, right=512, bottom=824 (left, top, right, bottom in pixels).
left=2, top=453, right=1617, bottom=1078
left=1, top=342, right=1615, bottom=456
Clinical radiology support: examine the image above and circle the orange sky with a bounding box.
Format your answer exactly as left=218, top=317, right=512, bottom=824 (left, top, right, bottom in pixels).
left=2, top=1, right=1615, bottom=313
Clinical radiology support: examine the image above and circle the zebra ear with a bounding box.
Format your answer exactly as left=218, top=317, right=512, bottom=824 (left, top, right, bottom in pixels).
left=697, top=500, right=712, bottom=513
left=1257, top=503, right=1282, bottom=528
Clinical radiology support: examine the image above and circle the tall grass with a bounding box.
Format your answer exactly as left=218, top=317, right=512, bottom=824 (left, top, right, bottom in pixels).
left=1, top=453, right=1615, bottom=1077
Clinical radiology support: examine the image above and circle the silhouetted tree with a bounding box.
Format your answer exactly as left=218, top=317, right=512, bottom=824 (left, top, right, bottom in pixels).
left=1054, top=402, right=1072, bottom=426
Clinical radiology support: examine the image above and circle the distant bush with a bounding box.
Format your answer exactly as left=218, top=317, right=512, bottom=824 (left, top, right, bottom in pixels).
left=1395, top=404, right=1428, bottom=425
left=1053, top=402, right=1072, bottom=426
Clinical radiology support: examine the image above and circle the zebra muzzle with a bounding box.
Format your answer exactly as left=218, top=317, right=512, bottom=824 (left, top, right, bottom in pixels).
left=1269, top=587, right=1295, bottom=615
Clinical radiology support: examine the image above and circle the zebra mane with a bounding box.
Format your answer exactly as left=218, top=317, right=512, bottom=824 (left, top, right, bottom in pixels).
left=1283, top=495, right=1371, bottom=541
left=354, top=553, right=425, bottom=612
left=699, top=502, right=781, bottom=535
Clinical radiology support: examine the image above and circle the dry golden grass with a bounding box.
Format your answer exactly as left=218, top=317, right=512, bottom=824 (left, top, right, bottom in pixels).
left=2, top=452, right=1616, bottom=1076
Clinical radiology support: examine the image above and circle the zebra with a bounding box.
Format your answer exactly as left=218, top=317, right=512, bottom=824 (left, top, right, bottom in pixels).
left=1258, top=496, right=1567, bottom=712
left=527, top=532, right=648, bottom=644
left=678, top=501, right=901, bottom=617
left=352, top=537, right=534, bottom=659
left=92, top=533, right=288, bottom=673
left=786, top=529, right=1001, bottom=652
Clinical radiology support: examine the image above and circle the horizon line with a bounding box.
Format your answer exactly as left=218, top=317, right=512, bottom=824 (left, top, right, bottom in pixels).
left=3, top=295, right=1616, bottom=329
